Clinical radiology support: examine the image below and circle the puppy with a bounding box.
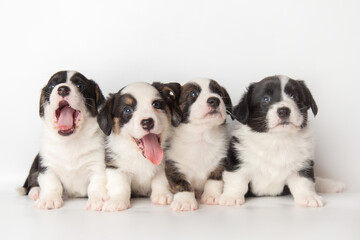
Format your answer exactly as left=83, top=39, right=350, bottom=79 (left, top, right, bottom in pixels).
left=20, top=71, right=107, bottom=210
left=164, top=78, right=232, bottom=211
left=97, top=82, right=181, bottom=211
left=220, top=75, right=343, bottom=207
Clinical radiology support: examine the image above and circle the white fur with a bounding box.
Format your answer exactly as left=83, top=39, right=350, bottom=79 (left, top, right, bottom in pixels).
left=167, top=78, right=229, bottom=211
left=102, top=83, right=173, bottom=211
left=34, top=71, right=107, bottom=210
left=221, top=76, right=326, bottom=207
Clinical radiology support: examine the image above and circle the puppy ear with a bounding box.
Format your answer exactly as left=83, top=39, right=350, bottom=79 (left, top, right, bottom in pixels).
left=220, top=86, right=233, bottom=118
left=152, top=82, right=183, bottom=127
left=299, top=81, right=318, bottom=116
left=233, top=84, right=254, bottom=124
left=88, top=79, right=105, bottom=113
left=97, top=94, right=115, bottom=136
left=39, top=89, right=45, bottom=118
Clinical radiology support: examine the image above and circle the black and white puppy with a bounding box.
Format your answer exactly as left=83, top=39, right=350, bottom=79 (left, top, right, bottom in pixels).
left=164, top=78, right=232, bottom=211
left=20, top=71, right=107, bottom=210
left=97, top=82, right=181, bottom=211
left=220, top=75, right=343, bottom=207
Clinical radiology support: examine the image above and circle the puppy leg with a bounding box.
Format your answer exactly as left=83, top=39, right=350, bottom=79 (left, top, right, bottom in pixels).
left=29, top=187, right=41, bottom=201
left=219, top=170, right=248, bottom=206
left=287, top=173, right=325, bottom=207
left=86, top=170, right=108, bottom=211
left=201, top=180, right=223, bottom=205
left=35, top=171, right=63, bottom=210
left=102, top=168, right=131, bottom=212
left=150, top=169, right=173, bottom=205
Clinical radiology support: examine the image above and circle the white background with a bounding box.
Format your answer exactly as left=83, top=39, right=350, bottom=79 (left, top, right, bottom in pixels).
left=0, top=1, right=359, bottom=239
left=2, top=0, right=359, bottom=191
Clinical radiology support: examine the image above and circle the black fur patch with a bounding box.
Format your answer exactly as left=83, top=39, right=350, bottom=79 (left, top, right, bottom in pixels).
left=298, top=160, right=315, bottom=182
left=209, top=79, right=233, bottom=116
left=208, top=164, right=225, bottom=181
left=178, top=82, right=202, bottom=123
left=22, top=154, right=46, bottom=194
left=97, top=92, right=137, bottom=136
left=165, top=160, right=192, bottom=193
left=223, top=136, right=241, bottom=172
left=284, top=80, right=318, bottom=128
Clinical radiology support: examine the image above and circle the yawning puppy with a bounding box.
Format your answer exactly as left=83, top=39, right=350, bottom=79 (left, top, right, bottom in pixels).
left=220, top=75, right=343, bottom=207
left=164, top=78, right=232, bottom=211
left=97, top=82, right=181, bottom=211
left=20, top=71, right=107, bottom=210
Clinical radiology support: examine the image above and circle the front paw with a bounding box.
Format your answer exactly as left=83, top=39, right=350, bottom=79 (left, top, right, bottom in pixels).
left=170, top=192, right=198, bottom=211
left=35, top=195, right=64, bottom=209
left=102, top=198, right=130, bottom=212
left=151, top=191, right=173, bottom=205
left=294, top=194, right=325, bottom=207
left=29, top=187, right=40, bottom=201
left=201, top=192, right=220, bottom=205
left=219, top=193, right=245, bottom=206
left=86, top=197, right=105, bottom=211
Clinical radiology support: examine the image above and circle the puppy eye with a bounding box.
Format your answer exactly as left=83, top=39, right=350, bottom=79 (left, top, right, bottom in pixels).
left=152, top=101, right=161, bottom=109
left=49, top=84, right=55, bottom=89
left=190, top=90, right=199, bottom=98
left=290, top=94, right=297, bottom=99
left=124, top=106, right=133, bottom=115
left=75, top=83, right=82, bottom=89
left=262, top=96, right=271, bottom=103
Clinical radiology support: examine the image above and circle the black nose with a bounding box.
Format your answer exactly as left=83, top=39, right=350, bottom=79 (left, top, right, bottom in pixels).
left=207, top=97, right=220, bottom=108
left=141, top=118, right=154, bottom=131
left=277, top=107, right=291, bottom=119
left=58, top=86, right=70, bottom=97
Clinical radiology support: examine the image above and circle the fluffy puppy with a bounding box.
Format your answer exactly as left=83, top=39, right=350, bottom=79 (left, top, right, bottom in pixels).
left=20, top=71, right=107, bottom=210
left=220, top=75, right=344, bottom=208
left=164, top=78, right=232, bottom=211
left=97, top=82, right=181, bottom=211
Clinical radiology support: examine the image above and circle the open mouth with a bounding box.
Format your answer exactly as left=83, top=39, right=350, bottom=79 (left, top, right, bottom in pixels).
left=55, top=100, right=81, bottom=136
left=133, top=133, right=163, bottom=165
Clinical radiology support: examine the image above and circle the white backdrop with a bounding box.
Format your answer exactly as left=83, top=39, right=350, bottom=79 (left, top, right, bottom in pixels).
left=1, top=0, right=359, bottom=191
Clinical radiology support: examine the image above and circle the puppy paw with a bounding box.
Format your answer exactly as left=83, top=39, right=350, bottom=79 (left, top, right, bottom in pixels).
left=151, top=191, right=173, bottom=205
left=102, top=198, right=130, bottom=212
left=86, top=197, right=104, bottom=211
left=200, top=192, right=220, bottom=205
left=35, top=195, right=63, bottom=209
left=219, top=193, right=245, bottom=206
left=29, top=187, right=40, bottom=201
left=294, top=194, right=325, bottom=207
left=170, top=192, right=198, bottom=211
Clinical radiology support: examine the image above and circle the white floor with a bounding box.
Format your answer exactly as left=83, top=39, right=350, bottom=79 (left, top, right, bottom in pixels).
left=1, top=182, right=359, bottom=240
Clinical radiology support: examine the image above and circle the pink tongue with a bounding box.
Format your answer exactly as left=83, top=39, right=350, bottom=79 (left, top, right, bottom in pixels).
left=58, top=106, right=74, bottom=130
left=142, top=134, right=163, bottom=165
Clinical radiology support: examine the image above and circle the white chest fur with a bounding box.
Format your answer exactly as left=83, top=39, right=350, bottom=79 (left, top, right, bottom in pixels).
left=235, top=124, right=314, bottom=196
left=107, top=134, right=163, bottom=196
left=40, top=118, right=105, bottom=197
left=167, top=124, right=228, bottom=191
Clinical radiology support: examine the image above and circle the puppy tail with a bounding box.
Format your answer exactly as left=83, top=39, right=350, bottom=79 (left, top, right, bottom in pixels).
left=315, top=177, right=345, bottom=193
left=17, top=186, right=27, bottom=195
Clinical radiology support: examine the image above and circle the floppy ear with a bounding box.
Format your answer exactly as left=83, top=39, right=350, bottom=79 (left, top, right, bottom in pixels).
left=97, top=94, right=115, bottom=136
left=39, top=89, right=45, bottom=118
left=220, top=86, right=233, bottom=118
left=88, top=79, right=105, bottom=113
left=152, top=82, right=183, bottom=127
left=299, top=81, right=318, bottom=116
left=233, top=84, right=254, bottom=124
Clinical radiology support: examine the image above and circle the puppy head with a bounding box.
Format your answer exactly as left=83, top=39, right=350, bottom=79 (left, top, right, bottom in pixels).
left=97, top=82, right=180, bottom=165
left=234, top=75, right=317, bottom=133
left=178, top=78, right=232, bottom=126
left=39, top=71, right=104, bottom=136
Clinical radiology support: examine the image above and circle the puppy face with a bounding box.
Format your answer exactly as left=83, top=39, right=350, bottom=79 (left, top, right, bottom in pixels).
left=98, top=82, right=181, bottom=165
left=234, top=75, right=318, bottom=133
left=40, top=71, right=104, bottom=136
left=179, top=78, right=232, bottom=126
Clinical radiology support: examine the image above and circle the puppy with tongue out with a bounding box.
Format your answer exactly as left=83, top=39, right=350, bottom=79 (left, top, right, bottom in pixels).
left=97, top=82, right=182, bottom=211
